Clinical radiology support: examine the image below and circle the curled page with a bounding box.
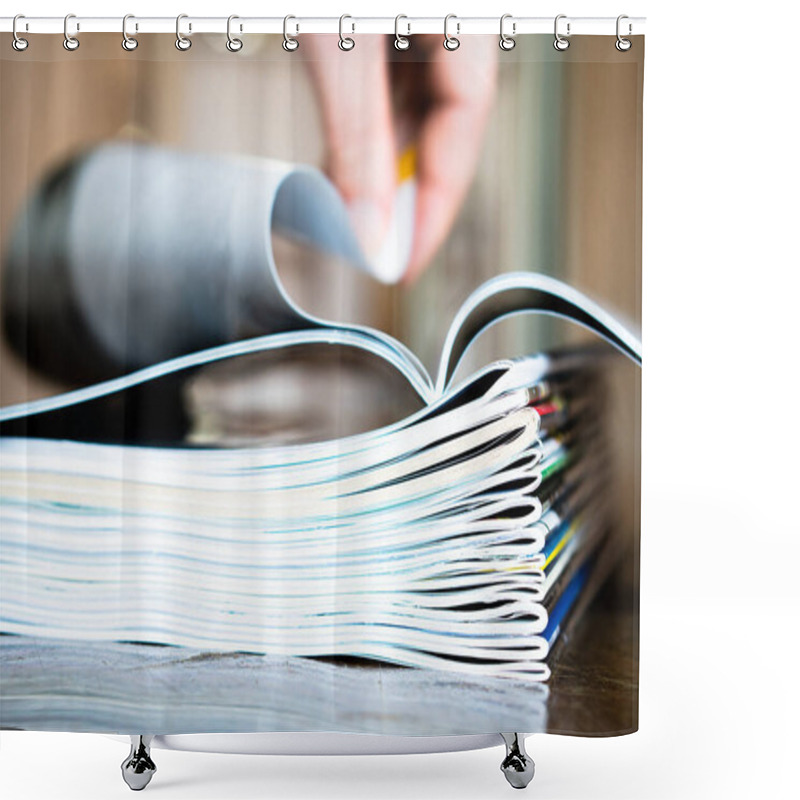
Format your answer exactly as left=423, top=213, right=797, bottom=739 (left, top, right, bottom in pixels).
left=436, top=272, right=643, bottom=396
left=2, top=142, right=642, bottom=421
left=2, top=142, right=429, bottom=392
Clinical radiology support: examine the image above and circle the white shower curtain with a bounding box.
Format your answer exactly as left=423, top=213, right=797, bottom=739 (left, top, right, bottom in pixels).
left=0, top=22, right=642, bottom=739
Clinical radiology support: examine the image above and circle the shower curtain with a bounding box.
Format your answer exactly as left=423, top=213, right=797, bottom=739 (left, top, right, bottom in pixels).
left=0, top=24, right=643, bottom=739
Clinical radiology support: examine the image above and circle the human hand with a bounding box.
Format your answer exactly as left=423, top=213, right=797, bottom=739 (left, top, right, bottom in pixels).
left=305, top=35, right=498, bottom=282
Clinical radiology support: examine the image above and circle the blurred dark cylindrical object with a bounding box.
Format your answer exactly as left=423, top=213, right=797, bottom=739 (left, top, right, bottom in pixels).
left=2, top=142, right=360, bottom=385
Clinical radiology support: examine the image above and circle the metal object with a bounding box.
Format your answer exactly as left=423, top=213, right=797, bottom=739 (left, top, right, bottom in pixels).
left=338, top=14, right=354, bottom=51
left=500, top=733, right=535, bottom=789
left=499, top=14, right=515, bottom=51
left=553, top=14, right=570, bottom=51
left=394, top=14, right=410, bottom=51
left=115, top=732, right=535, bottom=787
left=63, top=13, right=79, bottom=51
left=175, top=13, right=191, bottom=51
left=616, top=14, right=632, bottom=51
left=0, top=16, right=646, bottom=36
left=443, top=14, right=460, bottom=51
left=226, top=14, right=243, bottom=52
left=121, top=14, right=138, bottom=51
left=12, top=14, right=28, bottom=51
left=282, top=15, right=298, bottom=51
left=121, top=736, right=157, bottom=791
left=112, top=732, right=535, bottom=788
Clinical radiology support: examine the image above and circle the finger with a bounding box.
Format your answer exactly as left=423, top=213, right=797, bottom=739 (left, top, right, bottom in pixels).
left=305, top=35, right=397, bottom=260
left=404, top=37, right=498, bottom=282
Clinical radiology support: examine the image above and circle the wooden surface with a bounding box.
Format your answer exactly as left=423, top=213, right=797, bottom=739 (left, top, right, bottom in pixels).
left=547, top=558, right=638, bottom=736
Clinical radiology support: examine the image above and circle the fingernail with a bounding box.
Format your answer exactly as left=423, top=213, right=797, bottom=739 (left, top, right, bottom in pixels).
left=347, top=199, right=389, bottom=263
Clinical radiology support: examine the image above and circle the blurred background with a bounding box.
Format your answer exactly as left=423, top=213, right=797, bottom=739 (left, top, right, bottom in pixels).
left=0, top=33, right=641, bottom=398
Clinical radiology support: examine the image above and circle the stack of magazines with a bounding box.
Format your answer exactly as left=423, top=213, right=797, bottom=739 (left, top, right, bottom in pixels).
left=0, top=273, right=640, bottom=683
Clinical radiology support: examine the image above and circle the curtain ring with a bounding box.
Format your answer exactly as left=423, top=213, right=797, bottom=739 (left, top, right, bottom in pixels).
left=175, top=14, right=192, bottom=51
left=339, top=14, right=355, bottom=51
left=499, top=14, right=516, bottom=51
left=226, top=15, right=243, bottom=52
left=443, top=14, right=460, bottom=51
left=553, top=14, right=570, bottom=51
left=12, top=15, right=29, bottom=52
left=615, top=15, right=632, bottom=51
left=283, top=15, right=299, bottom=51
left=394, top=15, right=410, bottom=51
left=122, top=14, right=138, bottom=51
left=63, top=13, right=80, bottom=51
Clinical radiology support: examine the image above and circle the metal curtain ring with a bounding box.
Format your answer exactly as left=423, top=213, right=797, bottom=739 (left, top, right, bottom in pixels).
left=175, top=14, right=192, bottom=51
left=443, top=14, right=460, bottom=51
left=499, top=14, right=516, bottom=51
left=339, top=14, right=355, bottom=51
left=553, top=14, right=570, bottom=51
left=394, top=14, right=410, bottom=51
left=63, top=13, right=79, bottom=51
left=283, top=15, right=299, bottom=51
left=616, top=14, right=632, bottom=51
left=227, top=15, right=243, bottom=52
left=122, top=14, right=138, bottom=51
left=12, top=14, right=29, bottom=51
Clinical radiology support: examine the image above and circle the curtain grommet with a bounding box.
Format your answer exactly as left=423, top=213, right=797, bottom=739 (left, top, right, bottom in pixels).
left=499, top=14, right=516, bottom=51
left=63, top=13, right=80, bottom=51
left=338, top=15, right=355, bottom=51
left=12, top=15, right=29, bottom=51
left=283, top=15, right=299, bottom=52
left=394, top=15, right=410, bottom=51
left=175, top=14, right=192, bottom=51
left=553, top=14, right=570, bottom=51
left=226, top=15, right=243, bottom=52
left=122, top=14, right=138, bottom=51
left=615, top=15, right=632, bottom=51
left=443, top=14, right=460, bottom=51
